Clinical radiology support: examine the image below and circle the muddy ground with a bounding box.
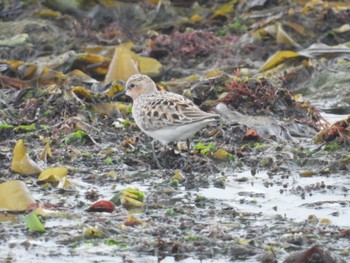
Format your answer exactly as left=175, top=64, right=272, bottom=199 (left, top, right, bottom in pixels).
left=1, top=1, right=350, bottom=262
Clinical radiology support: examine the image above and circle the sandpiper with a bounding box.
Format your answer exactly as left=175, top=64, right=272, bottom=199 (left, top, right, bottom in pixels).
left=118, top=74, right=220, bottom=165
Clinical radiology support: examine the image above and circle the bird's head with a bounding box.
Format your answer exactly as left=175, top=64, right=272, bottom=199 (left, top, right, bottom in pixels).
left=124, top=74, right=158, bottom=100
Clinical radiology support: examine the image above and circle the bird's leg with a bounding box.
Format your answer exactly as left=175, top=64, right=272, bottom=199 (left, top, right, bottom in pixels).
left=163, top=144, right=169, bottom=166
left=186, top=138, right=192, bottom=154
left=152, top=140, right=162, bottom=169
left=182, top=138, right=193, bottom=168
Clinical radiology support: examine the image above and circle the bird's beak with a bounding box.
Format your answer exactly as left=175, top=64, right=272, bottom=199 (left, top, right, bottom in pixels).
left=113, top=80, right=127, bottom=99
left=113, top=89, right=126, bottom=99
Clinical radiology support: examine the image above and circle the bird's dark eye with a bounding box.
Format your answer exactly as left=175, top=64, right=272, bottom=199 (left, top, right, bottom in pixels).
left=130, top=83, right=135, bottom=88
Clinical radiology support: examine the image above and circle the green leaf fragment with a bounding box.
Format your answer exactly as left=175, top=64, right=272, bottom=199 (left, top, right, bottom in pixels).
left=194, top=142, right=216, bottom=155
left=0, top=124, right=14, bottom=129
left=104, top=157, right=114, bottom=164
left=324, top=141, right=340, bottom=152
left=67, top=130, right=87, bottom=144
left=111, top=187, right=145, bottom=208
left=24, top=211, right=46, bottom=233
left=126, top=187, right=144, bottom=200
left=15, top=124, right=37, bottom=132
left=104, top=238, right=128, bottom=249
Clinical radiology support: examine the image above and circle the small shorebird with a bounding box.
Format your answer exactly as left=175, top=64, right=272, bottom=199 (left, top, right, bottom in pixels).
left=118, top=74, right=220, bottom=166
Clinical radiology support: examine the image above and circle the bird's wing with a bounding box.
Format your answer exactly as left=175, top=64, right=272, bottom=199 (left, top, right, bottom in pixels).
left=140, top=92, right=218, bottom=131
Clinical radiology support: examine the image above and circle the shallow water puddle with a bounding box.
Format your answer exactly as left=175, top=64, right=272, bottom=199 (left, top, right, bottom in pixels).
left=321, top=112, right=348, bottom=124
left=198, top=170, right=350, bottom=227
